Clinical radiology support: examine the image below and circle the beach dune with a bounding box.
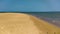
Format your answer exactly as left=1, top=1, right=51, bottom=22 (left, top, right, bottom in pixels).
left=0, top=13, right=60, bottom=34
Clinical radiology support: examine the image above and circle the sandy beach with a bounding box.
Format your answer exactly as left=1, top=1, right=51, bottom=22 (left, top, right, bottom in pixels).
left=0, top=13, right=60, bottom=34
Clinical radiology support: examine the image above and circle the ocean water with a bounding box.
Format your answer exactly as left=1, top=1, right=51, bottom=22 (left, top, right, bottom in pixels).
left=22, top=12, right=60, bottom=27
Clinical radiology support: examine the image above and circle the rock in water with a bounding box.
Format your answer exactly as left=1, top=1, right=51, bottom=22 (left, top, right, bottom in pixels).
left=0, top=13, right=60, bottom=34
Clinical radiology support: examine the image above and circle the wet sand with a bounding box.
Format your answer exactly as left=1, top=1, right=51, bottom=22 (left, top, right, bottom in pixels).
left=0, top=13, right=60, bottom=34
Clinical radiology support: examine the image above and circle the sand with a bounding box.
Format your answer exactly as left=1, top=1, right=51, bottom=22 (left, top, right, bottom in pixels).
left=0, top=13, right=60, bottom=34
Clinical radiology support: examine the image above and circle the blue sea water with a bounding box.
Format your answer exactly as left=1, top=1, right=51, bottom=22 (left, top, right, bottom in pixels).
left=23, top=12, right=60, bottom=27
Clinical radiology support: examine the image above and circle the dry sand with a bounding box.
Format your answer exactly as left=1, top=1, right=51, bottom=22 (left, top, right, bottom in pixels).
left=0, top=13, right=60, bottom=34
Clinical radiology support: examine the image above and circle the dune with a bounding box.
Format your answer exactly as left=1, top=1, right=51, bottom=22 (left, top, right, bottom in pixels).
left=0, top=13, right=60, bottom=34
